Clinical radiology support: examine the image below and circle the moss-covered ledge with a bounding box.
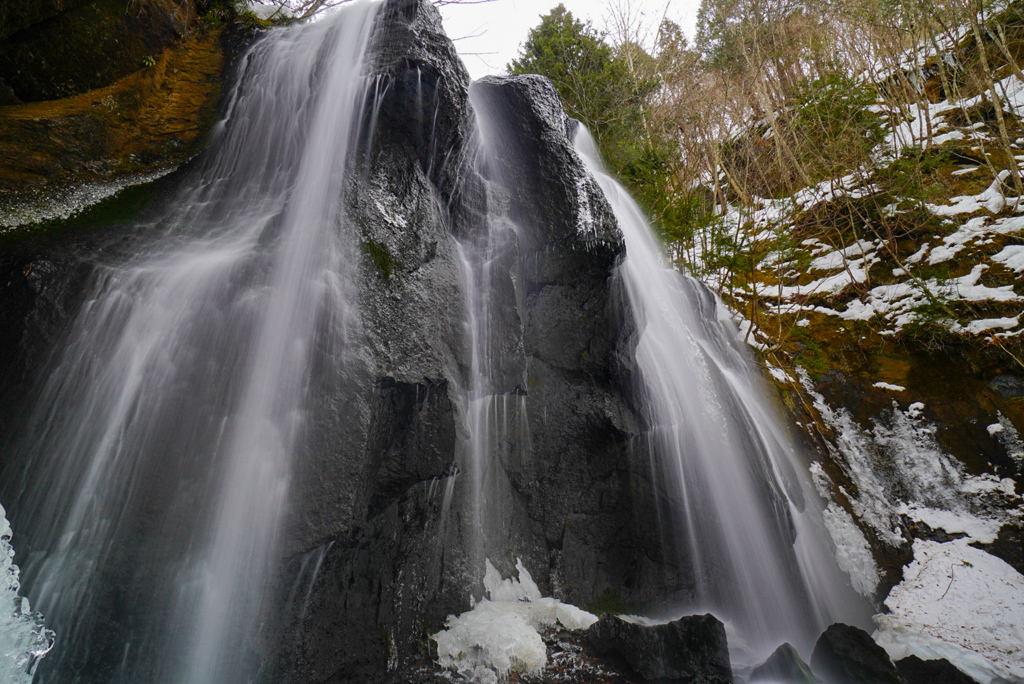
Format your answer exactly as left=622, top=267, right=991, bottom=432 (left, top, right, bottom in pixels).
left=0, top=23, right=230, bottom=223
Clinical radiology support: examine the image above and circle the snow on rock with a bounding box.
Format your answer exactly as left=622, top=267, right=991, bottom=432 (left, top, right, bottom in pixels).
left=872, top=382, right=906, bottom=392
left=963, top=316, right=1020, bottom=335
left=926, top=217, right=991, bottom=264
left=767, top=365, right=792, bottom=383
left=804, top=374, right=1022, bottom=559
left=432, top=559, right=598, bottom=681
left=927, top=172, right=1013, bottom=217
left=896, top=503, right=1003, bottom=544
left=874, top=539, right=1024, bottom=684
left=992, top=244, right=1024, bottom=272
left=812, top=261, right=1021, bottom=334
left=803, top=379, right=1024, bottom=682
left=992, top=413, right=1024, bottom=466
left=810, top=240, right=877, bottom=271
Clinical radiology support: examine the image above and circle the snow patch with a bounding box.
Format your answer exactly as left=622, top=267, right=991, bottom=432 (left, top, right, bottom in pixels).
left=928, top=172, right=1013, bottom=217
left=874, top=539, right=1024, bottom=684
left=872, top=382, right=906, bottom=392
left=992, top=244, right=1024, bottom=272
left=964, top=316, right=1019, bottom=335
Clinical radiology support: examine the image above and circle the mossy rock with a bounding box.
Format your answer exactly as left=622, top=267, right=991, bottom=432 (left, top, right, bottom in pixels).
left=0, top=23, right=229, bottom=217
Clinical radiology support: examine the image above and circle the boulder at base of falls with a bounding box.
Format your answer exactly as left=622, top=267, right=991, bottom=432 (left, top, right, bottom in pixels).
left=582, top=613, right=732, bottom=683
left=895, top=655, right=980, bottom=684
left=810, top=623, right=902, bottom=684
left=750, top=642, right=820, bottom=683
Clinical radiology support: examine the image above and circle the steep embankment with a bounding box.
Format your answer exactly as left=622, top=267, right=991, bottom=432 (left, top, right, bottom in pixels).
left=702, top=26, right=1024, bottom=684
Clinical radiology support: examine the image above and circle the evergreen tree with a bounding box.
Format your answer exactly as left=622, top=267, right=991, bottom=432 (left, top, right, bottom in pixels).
left=508, top=5, right=687, bottom=244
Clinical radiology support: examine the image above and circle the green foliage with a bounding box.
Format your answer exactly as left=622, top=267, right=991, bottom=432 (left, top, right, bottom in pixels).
left=695, top=0, right=749, bottom=70
left=142, top=55, right=156, bottom=68
left=789, top=72, right=885, bottom=181
left=695, top=0, right=826, bottom=73
left=508, top=5, right=691, bottom=245
left=508, top=5, right=635, bottom=135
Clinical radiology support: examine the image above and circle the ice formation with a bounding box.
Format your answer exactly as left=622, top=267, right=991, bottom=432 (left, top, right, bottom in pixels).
left=0, top=503, right=55, bottom=682
left=431, top=559, right=597, bottom=681
left=802, top=373, right=1024, bottom=681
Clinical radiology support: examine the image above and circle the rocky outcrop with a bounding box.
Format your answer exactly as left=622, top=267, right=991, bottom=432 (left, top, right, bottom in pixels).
left=750, top=643, right=820, bottom=684
left=0, top=0, right=692, bottom=681
left=895, top=655, right=980, bottom=684
left=810, top=623, right=903, bottom=684
left=0, top=24, right=226, bottom=207
left=265, top=2, right=659, bottom=682
left=582, top=613, right=733, bottom=683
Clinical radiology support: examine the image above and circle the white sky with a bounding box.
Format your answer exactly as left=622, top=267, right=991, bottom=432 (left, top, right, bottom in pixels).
left=437, top=0, right=701, bottom=81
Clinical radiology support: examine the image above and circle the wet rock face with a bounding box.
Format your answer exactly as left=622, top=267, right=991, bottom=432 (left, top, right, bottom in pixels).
left=810, top=623, right=903, bottom=684
left=750, top=642, right=819, bottom=684
left=279, top=2, right=664, bottom=682
left=582, top=613, right=733, bottom=683
left=469, top=74, right=621, bottom=253
left=0, top=254, right=93, bottom=442
left=0, top=24, right=232, bottom=210
left=371, top=0, right=471, bottom=197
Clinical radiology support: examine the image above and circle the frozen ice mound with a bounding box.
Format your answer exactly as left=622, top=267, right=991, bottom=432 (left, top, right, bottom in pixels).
left=432, top=559, right=598, bottom=681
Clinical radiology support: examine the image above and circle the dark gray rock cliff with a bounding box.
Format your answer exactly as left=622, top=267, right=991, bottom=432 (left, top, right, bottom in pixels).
left=276, top=3, right=678, bottom=681
left=0, top=0, right=686, bottom=680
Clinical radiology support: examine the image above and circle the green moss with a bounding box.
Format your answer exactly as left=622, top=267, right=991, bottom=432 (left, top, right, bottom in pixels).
left=793, top=337, right=831, bottom=378
left=361, top=239, right=400, bottom=281
left=586, top=588, right=634, bottom=616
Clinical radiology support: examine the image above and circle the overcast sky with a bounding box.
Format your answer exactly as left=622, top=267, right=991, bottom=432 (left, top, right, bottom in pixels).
left=437, top=0, right=701, bottom=81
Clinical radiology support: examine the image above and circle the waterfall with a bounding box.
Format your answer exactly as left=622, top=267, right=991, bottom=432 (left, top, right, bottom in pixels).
left=453, top=121, right=530, bottom=581
left=573, top=128, right=868, bottom=662
left=3, top=4, right=381, bottom=681
left=0, top=1, right=878, bottom=678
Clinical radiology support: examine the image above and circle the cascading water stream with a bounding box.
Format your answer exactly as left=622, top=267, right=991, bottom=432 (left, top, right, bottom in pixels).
left=454, top=177, right=529, bottom=581
left=3, top=4, right=380, bottom=681
left=573, top=129, right=867, bottom=661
